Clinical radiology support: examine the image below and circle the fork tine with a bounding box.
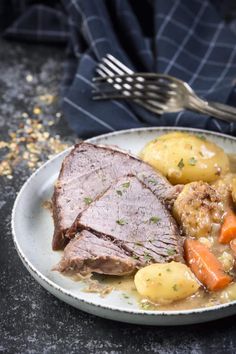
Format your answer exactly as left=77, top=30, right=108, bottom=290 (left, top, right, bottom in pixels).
left=94, top=76, right=177, bottom=99
left=94, top=77, right=176, bottom=98
left=96, top=66, right=134, bottom=90
left=94, top=72, right=177, bottom=86
left=94, top=73, right=177, bottom=91
left=95, top=66, right=164, bottom=114
left=93, top=92, right=164, bottom=115
left=97, top=57, right=177, bottom=92
left=97, top=65, right=114, bottom=78
left=105, top=54, right=133, bottom=74
left=94, top=83, right=174, bottom=103
left=93, top=90, right=168, bottom=109
left=135, top=100, right=163, bottom=115
left=96, top=68, right=124, bottom=90
left=97, top=62, right=133, bottom=89
left=94, top=56, right=180, bottom=115
left=101, top=57, right=126, bottom=76
left=93, top=93, right=168, bottom=108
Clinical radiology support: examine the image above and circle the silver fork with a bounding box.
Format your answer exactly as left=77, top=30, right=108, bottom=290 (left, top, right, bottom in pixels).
left=93, top=54, right=236, bottom=122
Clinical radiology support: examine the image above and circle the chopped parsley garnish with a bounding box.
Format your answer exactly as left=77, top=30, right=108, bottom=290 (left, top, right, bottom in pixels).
left=189, top=157, right=197, bottom=166
left=116, top=219, right=126, bottom=226
left=122, top=182, right=130, bottom=188
left=177, top=158, right=184, bottom=170
left=166, top=268, right=171, bottom=272
left=148, top=178, right=157, bottom=185
left=149, top=216, right=160, bottom=224
left=122, top=293, right=129, bottom=299
left=197, top=135, right=206, bottom=141
left=84, top=197, right=93, bottom=205
left=135, top=241, right=144, bottom=247
left=173, top=284, right=178, bottom=292
left=167, top=248, right=176, bottom=256
left=132, top=254, right=140, bottom=260
left=116, top=190, right=122, bottom=196
left=143, top=252, right=152, bottom=262
left=141, top=302, right=151, bottom=310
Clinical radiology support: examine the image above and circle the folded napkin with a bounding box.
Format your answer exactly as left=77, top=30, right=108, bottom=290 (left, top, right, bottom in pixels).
left=61, top=0, right=236, bottom=137
left=2, top=0, right=236, bottom=137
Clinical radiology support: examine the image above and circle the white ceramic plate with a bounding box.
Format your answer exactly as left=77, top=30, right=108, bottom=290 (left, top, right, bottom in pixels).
left=12, top=127, right=236, bottom=325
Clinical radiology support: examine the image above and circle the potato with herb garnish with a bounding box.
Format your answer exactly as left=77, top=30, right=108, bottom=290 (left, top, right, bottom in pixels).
left=134, top=262, right=200, bottom=303
left=140, top=132, right=229, bottom=184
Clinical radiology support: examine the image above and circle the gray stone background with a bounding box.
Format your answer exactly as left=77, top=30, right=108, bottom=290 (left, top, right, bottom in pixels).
left=1, top=38, right=236, bottom=354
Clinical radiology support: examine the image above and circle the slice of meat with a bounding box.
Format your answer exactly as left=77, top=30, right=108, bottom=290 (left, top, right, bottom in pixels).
left=69, top=175, right=182, bottom=265
left=55, top=230, right=137, bottom=276
left=52, top=142, right=177, bottom=250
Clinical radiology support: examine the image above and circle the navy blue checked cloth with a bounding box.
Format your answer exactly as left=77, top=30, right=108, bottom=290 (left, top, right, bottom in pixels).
left=2, top=0, right=236, bottom=138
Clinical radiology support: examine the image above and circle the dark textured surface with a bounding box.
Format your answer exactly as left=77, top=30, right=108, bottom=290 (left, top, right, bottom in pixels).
left=1, top=39, right=236, bottom=354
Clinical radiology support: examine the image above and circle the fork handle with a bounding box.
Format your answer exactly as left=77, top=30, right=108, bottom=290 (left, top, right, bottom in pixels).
left=207, top=101, right=236, bottom=117
left=189, top=96, right=236, bottom=123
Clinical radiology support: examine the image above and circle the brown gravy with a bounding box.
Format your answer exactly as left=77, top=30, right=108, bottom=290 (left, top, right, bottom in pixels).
left=228, top=153, right=236, bottom=173
left=91, top=274, right=236, bottom=310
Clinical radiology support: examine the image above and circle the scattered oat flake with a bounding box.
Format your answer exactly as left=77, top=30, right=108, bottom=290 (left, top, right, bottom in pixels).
left=33, top=107, right=42, bottom=115
left=26, top=74, right=33, bottom=82
left=0, top=161, right=12, bottom=176
left=0, top=141, right=8, bottom=149
left=39, top=94, right=55, bottom=105
left=0, top=111, right=71, bottom=178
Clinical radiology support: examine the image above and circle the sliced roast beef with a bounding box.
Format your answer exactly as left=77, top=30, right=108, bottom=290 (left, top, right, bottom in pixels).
left=68, top=175, right=182, bottom=267
left=52, top=142, right=178, bottom=250
left=55, top=230, right=137, bottom=275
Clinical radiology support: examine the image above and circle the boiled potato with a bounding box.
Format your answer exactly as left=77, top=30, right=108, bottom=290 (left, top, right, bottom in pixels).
left=134, top=262, right=199, bottom=303
left=140, top=132, right=229, bottom=184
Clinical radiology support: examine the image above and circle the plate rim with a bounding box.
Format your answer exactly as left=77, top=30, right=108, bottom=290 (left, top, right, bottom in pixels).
left=11, top=126, right=236, bottom=318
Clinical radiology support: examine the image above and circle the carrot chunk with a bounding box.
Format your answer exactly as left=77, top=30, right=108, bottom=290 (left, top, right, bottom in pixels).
left=184, top=239, right=232, bottom=291
left=219, top=210, right=236, bottom=244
